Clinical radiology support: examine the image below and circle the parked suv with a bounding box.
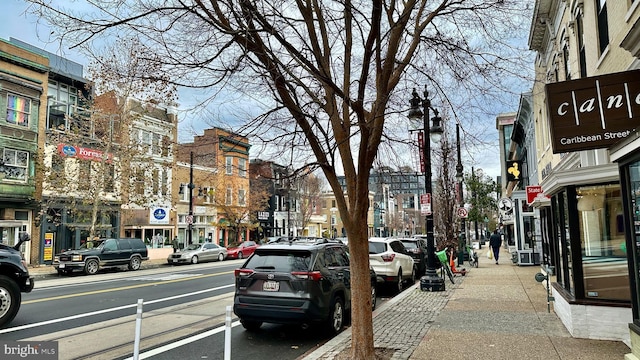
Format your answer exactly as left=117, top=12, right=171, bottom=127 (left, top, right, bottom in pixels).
left=368, top=237, right=415, bottom=294
left=54, top=238, right=148, bottom=275
left=400, top=237, right=428, bottom=276
left=233, top=239, right=376, bottom=334
left=0, top=233, right=33, bottom=328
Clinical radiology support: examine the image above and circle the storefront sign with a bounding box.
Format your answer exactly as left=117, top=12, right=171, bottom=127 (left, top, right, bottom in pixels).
left=505, top=160, right=523, bottom=182
left=257, top=211, right=270, bottom=221
left=149, top=207, right=170, bottom=224
left=546, top=69, right=640, bottom=153
left=57, top=143, right=113, bottom=163
left=526, top=186, right=549, bottom=204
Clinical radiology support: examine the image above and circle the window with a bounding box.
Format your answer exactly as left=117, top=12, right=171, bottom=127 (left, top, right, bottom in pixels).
left=576, top=12, right=586, bottom=78
left=238, top=158, right=247, bottom=177
left=226, top=187, right=233, bottom=205
left=562, top=39, right=571, bottom=81
left=152, top=133, right=161, bottom=155
left=180, top=184, right=188, bottom=202
left=577, top=184, right=629, bottom=301
left=226, top=157, right=233, bottom=175
left=77, top=161, right=91, bottom=191
left=1, top=148, right=29, bottom=182
left=52, top=155, right=65, bottom=174
left=104, top=163, right=115, bottom=192
left=596, top=0, right=609, bottom=55
left=238, top=189, right=246, bottom=206
left=6, top=94, right=30, bottom=126
left=275, top=195, right=280, bottom=211
left=152, top=168, right=160, bottom=195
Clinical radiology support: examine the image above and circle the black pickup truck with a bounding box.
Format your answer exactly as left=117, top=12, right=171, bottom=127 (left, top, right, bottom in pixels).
left=55, top=238, right=149, bottom=275
left=0, top=233, right=34, bottom=328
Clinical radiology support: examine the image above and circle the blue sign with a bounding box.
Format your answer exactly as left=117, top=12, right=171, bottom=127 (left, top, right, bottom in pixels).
left=153, top=208, right=167, bottom=220
left=61, top=145, right=77, bottom=157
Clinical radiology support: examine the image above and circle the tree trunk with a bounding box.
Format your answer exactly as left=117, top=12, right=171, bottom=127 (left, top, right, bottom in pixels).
left=348, top=219, right=375, bottom=359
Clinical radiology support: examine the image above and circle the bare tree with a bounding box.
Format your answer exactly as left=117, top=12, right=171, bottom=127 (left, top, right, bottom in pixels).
left=297, top=171, right=322, bottom=235
left=28, top=1, right=533, bottom=357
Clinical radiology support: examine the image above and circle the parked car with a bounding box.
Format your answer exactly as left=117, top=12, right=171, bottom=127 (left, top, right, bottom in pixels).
left=233, top=238, right=377, bottom=334
left=0, top=233, right=33, bottom=328
left=368, top=237, right=415, bottom=293
left=167, top=242, right=227, bottom=264
left=54, top=238, right=148, bottom=275
left=401, top=237, right=428, bottom=276
left=226, top=241, right=259, bottom=259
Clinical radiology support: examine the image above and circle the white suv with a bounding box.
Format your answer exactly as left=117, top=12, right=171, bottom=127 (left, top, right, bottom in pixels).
left=368, top=237, right=415, bottom=293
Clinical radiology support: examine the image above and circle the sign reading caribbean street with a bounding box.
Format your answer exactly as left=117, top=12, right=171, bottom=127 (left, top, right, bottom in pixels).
left=546, top=69, right=640, bottom=153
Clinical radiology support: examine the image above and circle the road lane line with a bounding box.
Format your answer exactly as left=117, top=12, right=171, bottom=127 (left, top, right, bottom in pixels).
left=0, top=283, right=235, bottom=334
left=123, top=321, right=242, bottom=360
left=22, top=271, right=234, bottom=304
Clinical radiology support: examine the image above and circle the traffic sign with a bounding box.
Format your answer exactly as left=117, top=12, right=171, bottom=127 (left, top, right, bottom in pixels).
left=457, top=207, right=468, bottom=218
left=186, top=215, right=193, bottom=224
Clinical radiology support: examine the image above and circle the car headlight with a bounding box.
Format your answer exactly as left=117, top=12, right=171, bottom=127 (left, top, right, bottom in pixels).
left=54, top=256, right=59, bottom=263
left=181, top=254, right=188, bottom=258
left=72, top=255, right=83, bottom=261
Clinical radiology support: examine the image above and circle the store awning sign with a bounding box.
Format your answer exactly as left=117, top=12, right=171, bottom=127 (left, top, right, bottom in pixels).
left=546, top=69, right=640, bottom=153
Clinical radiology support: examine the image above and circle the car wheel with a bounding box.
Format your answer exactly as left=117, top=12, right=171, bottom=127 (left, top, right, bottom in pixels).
left=393, top=269, right=403, bottom=294
left=218, top=253, right=225, bottom=261
left=191, top=255, right=199, bottom=264
left=371, top=282, right=377, bottom=311
left=0, top=275, right=21, bottom=328
left=84, top=259, right=99, bottom=275
left=128, top=256, right=141, bottom=271
left=240, top=319, right=262, bottom=331
left=409, top=265, right=417, bottom=284
left=238, top=252, right=243, bottom=259
left=326, top=296, right=344, bottom=334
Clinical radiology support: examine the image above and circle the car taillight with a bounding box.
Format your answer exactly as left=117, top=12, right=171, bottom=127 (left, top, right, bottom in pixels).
left=234, top=268, right=254, bottom=277
left=291, top=271, right=323, bottom=281
left=381, top=254, right=396, bottom=262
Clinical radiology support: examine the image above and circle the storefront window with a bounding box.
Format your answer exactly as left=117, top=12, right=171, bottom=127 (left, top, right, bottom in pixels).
left=577, top=184, right=630, bottom=301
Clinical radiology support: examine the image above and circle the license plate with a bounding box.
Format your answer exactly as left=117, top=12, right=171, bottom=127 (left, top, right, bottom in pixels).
left=263, top=280, right=279, bottom=292
left=59, top=264, right=65, bottom=269
left=173, top=259, right=178, bottom=263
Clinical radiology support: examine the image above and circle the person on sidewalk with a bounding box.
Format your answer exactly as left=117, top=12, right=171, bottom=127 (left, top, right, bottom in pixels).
left=489, top=229, right=502, bottom=265
left=172, top=236, right=179, bottom=253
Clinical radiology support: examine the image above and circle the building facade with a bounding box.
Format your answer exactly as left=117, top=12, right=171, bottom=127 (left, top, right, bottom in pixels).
left=528, top=0, right=640, bottom=346
left=0, top=38, right=49, bottom=264
left=178, top=128, right=250, bottom=247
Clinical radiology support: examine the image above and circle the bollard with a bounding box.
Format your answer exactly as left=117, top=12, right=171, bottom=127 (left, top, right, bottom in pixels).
left=133, top=299, right=144, bottom=360
left=224, top=305, right=232, bottom=360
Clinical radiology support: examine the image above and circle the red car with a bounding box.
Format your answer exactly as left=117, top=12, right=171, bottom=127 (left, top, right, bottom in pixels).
left=226, top=241, right=259, bottom=259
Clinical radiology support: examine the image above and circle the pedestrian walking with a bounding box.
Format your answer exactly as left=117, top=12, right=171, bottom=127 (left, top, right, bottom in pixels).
left=172, top=236, right=179, bottom=253
left=489, top=229, right=502, bottom=265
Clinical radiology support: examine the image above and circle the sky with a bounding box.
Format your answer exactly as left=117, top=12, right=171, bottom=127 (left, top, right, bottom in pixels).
left=0, top=0, right=510, bottom=181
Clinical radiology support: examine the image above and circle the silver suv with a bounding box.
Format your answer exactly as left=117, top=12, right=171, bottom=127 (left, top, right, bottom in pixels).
left=233, top=239, right=376, bottom=334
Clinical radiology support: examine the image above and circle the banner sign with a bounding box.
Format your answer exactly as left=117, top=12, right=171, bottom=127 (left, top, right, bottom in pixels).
left=57, top=143, right=113, bottom=163
left=546, top=69, right=640, bottom=153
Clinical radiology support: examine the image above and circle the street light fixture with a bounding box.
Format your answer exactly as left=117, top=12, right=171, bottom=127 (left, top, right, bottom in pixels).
left=409, top=86, right=444, bottom=292
left=178, top=151, right=205, bottom=247
left=456, top=123, right=466, bottom=266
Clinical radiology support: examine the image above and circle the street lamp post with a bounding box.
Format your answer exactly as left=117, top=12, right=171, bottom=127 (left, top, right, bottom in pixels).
left=455, top=123, right=466, bottom=267
left=188, top=151, right=195, bottom=246
left=409, top=86, right=444, bottom=292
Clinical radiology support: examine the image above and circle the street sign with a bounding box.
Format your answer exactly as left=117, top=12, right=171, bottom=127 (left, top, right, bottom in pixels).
left=420, top=193, right=432, bottom=216
left=186, top=215, right=193, bottom=224
left=457, top=207, right=468, bottom=218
